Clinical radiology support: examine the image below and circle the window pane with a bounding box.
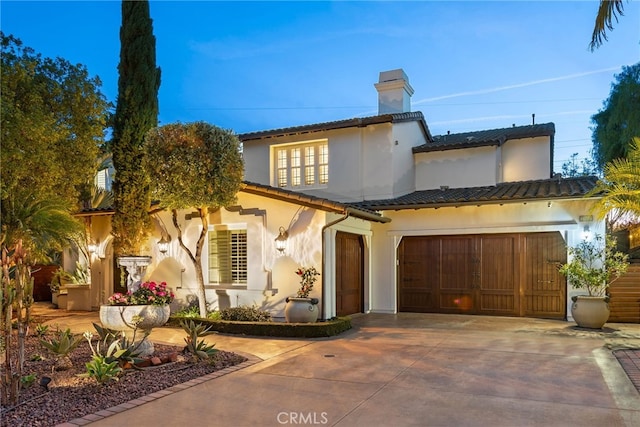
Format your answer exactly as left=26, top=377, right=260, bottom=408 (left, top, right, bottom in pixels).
left=277, top=149, right=288, bottom=187
left=291, top=148, right=301, bottom=186
left=277, top=169, right=287, bottom=187
left=319, top=144, right=328, bottom=184
left=277, top=150, right=287, bottom=168
left=291, top=148, right=301, bottom=167
left=319, top=164, right=328, bottom=184
left=304, top=147, right=315, bottom=185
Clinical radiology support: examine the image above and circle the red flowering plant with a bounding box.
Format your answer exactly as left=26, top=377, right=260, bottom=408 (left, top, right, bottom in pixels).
left=294, top=267, right=320, bottom=298
left=107, top=281, right=175, bottom=306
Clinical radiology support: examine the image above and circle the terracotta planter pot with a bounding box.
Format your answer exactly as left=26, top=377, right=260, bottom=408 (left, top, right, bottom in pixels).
left=99, top=304, right=170, bottom=356
left=284, top=297, right=319, bottom=323
left=571, top=296, right=610, bottom=329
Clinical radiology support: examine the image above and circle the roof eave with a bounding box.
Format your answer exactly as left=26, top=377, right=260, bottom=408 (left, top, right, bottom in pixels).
left=240, top=182, right=390, bottom=223
left=368, top=194, right=602, bottom=211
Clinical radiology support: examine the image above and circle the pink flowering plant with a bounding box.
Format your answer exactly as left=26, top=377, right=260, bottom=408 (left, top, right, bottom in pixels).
left=107, top=281, right=175, bottom=306
left=295, top=267, right=320, bottom=298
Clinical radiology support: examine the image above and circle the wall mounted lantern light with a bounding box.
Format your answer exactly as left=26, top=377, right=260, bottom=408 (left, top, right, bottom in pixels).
left=275, top=226, right=288, bottom=253
left=157, top=235, right=171, bottom=255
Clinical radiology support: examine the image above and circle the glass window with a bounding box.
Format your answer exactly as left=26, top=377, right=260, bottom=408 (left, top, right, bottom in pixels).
left=208, top=229, right=247, bottom=284
left=273, top=141, right=328, bottom=189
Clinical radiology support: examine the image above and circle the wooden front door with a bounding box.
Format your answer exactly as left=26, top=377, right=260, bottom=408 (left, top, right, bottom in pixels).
left=399, top=232, right=565, bottom=319
left=336, top=231, right=364, bottom=316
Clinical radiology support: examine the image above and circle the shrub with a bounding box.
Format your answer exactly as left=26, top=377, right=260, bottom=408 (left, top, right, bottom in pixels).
left=79, top=355, right=122, bottom=385
left=34, top=323, right=49, bottom=337
left=219, top=305, right=272, bottom=322
left=180, top=319, right=218, bottom=360
left=39, top=328, right=82, bottom=371
left=207, top=311, right=221, bottom=321
left=174, top=305, right=202, bottom=318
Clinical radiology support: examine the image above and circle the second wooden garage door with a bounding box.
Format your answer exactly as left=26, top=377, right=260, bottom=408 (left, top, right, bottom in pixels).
left=398, top=232, right=566, bottom=319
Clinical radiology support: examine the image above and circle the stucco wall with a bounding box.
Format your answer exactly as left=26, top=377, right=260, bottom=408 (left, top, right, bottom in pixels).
left=242, top=121, right=424, bottom=204
left=414, top=146, right=498, bottom=190
left=502, top=136, right=551, bottom=181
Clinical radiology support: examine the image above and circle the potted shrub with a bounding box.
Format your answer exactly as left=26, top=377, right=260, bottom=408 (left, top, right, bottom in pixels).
left=284, top=267, right=320, bottom=323
left=559, top=234, right=629, bottom=328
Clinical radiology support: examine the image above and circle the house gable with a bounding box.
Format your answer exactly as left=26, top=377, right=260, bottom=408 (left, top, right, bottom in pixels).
left=413, top=123, right=555, bottom=190
left=240, top=112, right=430, bottom=203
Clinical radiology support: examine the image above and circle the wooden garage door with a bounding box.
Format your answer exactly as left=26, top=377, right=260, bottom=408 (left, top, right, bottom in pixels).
left=522, top=233, right=567, bottom=318
left=399, top=232, right=566, bottom=319
left=336, top=231, right=364, bottom=316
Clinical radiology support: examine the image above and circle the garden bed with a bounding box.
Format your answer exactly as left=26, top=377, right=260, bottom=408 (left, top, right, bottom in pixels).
left=0, top=329, right=247, bottom=427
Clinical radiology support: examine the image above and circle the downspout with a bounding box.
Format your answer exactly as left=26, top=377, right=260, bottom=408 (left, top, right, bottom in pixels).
left=321, top=211, right=350, bottom=321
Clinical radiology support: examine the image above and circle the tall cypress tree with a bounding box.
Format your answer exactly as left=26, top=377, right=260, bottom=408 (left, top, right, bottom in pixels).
left=111, top=0, right=161, bottom=256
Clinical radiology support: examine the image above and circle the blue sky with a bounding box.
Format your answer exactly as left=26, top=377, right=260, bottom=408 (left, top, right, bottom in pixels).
left=2, top=1, right=639, bottom=172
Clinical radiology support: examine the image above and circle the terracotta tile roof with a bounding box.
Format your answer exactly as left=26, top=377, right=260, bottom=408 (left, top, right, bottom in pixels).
left=413, top=122, right=555, bottom=153
left=239, top=111, right=432, bottom=142
left=241, top=181, right=390, bottom=223
left=353, top=176, right=599, bottom=210
left=76, top=182, right=390, bottom=223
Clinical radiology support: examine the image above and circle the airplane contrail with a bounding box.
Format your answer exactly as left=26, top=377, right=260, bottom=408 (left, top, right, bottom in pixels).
left=413, top=67, right=621, bottom=105
left=429, top=110, right=595, bottom=126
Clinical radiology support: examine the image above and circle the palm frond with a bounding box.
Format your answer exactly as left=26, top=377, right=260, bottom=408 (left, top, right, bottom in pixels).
left=590, top=0, right=626, bottom=51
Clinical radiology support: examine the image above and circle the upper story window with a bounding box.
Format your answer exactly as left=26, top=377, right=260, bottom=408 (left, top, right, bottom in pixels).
left=275, top=140, right=328, bottom=189
left=208, top=226, right=247, bottom=285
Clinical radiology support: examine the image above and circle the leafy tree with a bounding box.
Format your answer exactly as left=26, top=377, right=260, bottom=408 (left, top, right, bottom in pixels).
left=590, top=0, right=627, bottom=51
left=561, top=153, right=599, bottom=178
left=591, top=63, right=640, bottom=170
left=0, top=32, right=107, bottom=260
left=143, top=122, right=244, bottom=317
left=1, top=33, right=108, bottom=211
left=110, top=0, right=161, bottom=256
left=590, top=138, right=640, bottom=228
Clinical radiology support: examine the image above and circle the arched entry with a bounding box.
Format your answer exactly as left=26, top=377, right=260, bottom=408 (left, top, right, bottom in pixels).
left=335, top=231, right=364, bottom=316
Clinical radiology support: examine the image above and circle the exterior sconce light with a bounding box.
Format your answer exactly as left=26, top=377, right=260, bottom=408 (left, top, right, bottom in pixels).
left=158, top=235, right=171, bottom=255
left=582, top=225, right=592, bottom=241
left=275, top=226, right=288, bottom=253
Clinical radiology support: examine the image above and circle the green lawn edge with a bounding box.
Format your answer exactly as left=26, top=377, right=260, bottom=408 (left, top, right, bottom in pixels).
left=166, top=316, right=352, bottom=338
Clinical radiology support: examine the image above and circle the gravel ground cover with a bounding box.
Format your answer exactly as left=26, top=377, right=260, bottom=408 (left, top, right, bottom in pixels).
left=1, top=329, right=247, bottom=427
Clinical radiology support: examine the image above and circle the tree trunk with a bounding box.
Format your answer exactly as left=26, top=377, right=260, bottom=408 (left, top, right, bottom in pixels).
left=171, top=207, right=210, bottom=317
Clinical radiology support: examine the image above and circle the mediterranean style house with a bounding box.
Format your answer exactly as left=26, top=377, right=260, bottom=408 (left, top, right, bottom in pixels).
left=76, top=69, right=603, bottom=322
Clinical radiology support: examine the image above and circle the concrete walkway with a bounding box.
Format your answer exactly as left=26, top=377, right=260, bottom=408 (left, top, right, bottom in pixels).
left=35, top=305, right=640, bottom=427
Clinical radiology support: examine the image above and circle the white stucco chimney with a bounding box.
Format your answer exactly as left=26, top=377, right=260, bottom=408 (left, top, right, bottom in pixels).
left=374, top=69, right=414, bottom=114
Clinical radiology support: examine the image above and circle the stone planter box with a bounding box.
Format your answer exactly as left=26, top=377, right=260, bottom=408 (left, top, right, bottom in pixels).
left=66, top=284, right=91, bottom=311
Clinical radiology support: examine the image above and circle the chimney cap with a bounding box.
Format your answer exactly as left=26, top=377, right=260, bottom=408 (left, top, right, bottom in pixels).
left=375, top=68, right=414, bottom=114
left=378, top=69, right=409, bottom=84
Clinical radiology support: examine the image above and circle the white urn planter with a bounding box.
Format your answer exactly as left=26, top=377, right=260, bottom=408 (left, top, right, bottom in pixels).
left=571, top=296, right=610, bottom=329
left=284, top=297, right=319, bottom=323
left=99, top=304, right=170, bottom=356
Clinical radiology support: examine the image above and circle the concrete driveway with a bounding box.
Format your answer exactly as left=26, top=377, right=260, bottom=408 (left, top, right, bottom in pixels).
left=45, top=310, right=640, bottom=427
